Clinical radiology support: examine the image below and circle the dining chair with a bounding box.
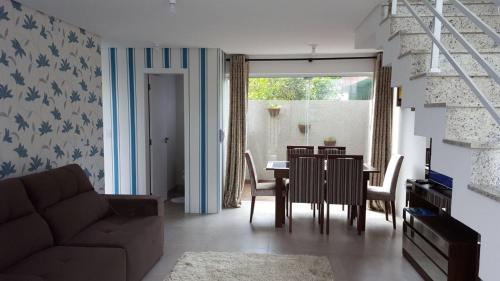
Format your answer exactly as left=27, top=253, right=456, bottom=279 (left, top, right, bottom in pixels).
left=245, top=150, right=276, bottom=223
left=367, top=154, right=404, bottom=229
left=317, top=146, right=346, bottom=155
left=285, top=145, right=315, bottom=217
left=318, top=146, right=347, bottom=211
left=286, top=145, right=315, bottom=160
left=288, top=154, right=324, bottom=233
left=325, top=155, right=364, bottom=235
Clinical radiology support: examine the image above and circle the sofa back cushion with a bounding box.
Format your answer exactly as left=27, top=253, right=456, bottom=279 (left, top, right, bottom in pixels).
left=21, top=165, right=110, bottom=243
left=0, top=179, right=53, bottom=271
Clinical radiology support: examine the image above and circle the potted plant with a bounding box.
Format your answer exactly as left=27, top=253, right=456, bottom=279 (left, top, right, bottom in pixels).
left=324, top=136, right=337, bottom=146
left=267, top=103, right=281, bottom=117
left=298, top=122, right=311, bottom=134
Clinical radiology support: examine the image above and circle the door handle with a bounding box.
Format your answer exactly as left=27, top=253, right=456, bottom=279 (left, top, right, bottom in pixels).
left=164, top=137, right=169, bottom=143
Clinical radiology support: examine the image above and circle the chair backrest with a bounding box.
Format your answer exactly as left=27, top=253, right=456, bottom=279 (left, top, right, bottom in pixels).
left=317, top=146, right=346, bottom=155
left=325, top=155, right=364, bottom=205
left=286, top=146, right=314, bottom=161
left=289, top=154, right=324, bottom=204
left=244, top=151, right=258, bottom=194
left=382, top=154, right=404, bottom=196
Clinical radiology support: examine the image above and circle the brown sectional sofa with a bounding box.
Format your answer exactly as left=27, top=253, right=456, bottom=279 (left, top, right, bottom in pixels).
left=0, top=164, right=164, bottom=281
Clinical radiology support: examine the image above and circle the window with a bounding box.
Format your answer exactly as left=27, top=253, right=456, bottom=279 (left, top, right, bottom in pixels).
left=249, top=76, right=373, bottom=101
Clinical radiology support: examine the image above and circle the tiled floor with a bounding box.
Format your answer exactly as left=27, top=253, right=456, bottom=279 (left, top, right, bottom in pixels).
left=143, top=201, right=423, bottom=281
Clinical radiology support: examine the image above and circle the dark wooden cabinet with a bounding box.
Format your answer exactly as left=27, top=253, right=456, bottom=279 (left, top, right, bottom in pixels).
left=404, top=180, right=480, bottom=281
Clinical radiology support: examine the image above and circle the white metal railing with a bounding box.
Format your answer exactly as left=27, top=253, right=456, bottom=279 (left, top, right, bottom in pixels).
left=421, top=0, right=500, bottom=85
left=390, top=0, right=500, bottom=125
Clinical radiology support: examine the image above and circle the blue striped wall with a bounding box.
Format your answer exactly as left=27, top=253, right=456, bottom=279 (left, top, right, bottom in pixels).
left=102, top=47, right=225, bottom=214
left=109, top=48, right=120, bottom=195
left=126, top=48, right=138, bottom=195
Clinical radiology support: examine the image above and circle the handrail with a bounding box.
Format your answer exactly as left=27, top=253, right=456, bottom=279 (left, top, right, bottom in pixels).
left=400, top=0, right=500, bottom=125
left=421, top=0, right=500, bottom=86
left=451, top=0, right=500, bottom=46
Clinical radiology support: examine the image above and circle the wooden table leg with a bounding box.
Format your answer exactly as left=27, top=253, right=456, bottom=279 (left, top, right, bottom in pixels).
left=275, top=177, right=285, bottom=228
left=359, top=174, right=369, bottom=232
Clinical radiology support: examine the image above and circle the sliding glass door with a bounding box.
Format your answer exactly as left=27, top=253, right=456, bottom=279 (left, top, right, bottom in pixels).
left=247, top=76, right=373, bottom=180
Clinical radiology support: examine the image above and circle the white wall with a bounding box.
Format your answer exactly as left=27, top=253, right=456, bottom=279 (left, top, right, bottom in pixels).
left=247, top=100, right=372, bottom=180
left=393, top=107, right=427, bottom=214
left=175, top=76, right=185, bottom=187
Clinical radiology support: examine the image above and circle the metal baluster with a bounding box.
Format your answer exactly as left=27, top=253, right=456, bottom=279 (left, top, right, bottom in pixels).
left=391, top=0, right=398, bottom=15
left=430, top=0, right=443, bottom=72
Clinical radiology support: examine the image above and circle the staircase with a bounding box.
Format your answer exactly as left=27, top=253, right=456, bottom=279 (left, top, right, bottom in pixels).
left=356, top=0, right=499, bottom=279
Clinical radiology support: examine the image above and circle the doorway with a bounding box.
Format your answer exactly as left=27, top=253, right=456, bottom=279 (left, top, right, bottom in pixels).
left=148, top=74, right=185, bottom=202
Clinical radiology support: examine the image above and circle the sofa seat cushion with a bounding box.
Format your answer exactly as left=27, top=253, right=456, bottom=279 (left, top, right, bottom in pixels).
left=6, top=246, right=126, bottom=281
left=66, top=216, right=164, bottom=281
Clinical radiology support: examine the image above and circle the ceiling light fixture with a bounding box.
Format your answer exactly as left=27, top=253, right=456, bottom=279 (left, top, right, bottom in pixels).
left=308, top=44, right=318, bottom=62
left=169, top=0, right=177, bottom=14
left=310, top=44, right=318, bottom=55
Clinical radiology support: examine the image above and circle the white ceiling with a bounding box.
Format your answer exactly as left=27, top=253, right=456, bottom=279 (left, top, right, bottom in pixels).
left=19, top=0, right=381, bottom=55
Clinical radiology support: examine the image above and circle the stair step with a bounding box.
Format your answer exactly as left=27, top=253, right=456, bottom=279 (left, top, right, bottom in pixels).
left=411, top=73, right=500, bottom=106
left=443, top=138, right=500, bottom=148
left=445, top=107, right=500, bottom=143
left=396, top=31, right=500, bottom=53
left=468, top=184, right=500, bottom=202
left=471, top=148, right=500, bottom=186
left=401, top=51, right=500, bottom=76
left=387, top=15, right=500, bottom=34
left=383, top=1, right=499, bottom=17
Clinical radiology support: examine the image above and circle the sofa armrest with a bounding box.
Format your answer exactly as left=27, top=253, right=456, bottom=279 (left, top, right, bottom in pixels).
left=103, top=195, right=164, bottom=217
left=0, top=274, right=44, bottom=281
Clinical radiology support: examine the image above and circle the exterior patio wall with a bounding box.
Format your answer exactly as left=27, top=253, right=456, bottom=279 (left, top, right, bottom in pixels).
left=247, top=100, right=372, bottom=180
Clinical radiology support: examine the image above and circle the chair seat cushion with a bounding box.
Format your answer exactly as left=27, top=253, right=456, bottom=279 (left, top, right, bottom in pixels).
left=367, top=185, right=392, bottom=201
left=255, top=182, right=276, bottom=196
left=6, top=246, right=125, bottom=281
left=65, top=216, right=164, bottom=281
left=256, top=182, right=275, bottom=190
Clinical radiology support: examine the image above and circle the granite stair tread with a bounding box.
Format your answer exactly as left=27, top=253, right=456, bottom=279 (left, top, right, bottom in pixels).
left=393, top=31, right=500, bottom=53
left=404, top=53, right=500, bottom=76
left=468, top=184, right=500, bottom=202
left=443, top=138, right=500, bottom=149
left=381, top=2, right=499, bottom=18
left=399, top=50, right=500, bottom=56
left=410, top=72, right=495, bottom=78
left=385, top=14, right=500, bottom=34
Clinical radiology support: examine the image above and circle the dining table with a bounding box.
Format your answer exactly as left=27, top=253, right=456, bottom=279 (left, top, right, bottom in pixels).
left=266, top=160, right=380, bottom=232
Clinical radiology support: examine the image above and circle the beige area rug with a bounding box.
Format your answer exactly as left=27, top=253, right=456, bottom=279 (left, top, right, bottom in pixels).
left=166, top=252, right=334, bottom=281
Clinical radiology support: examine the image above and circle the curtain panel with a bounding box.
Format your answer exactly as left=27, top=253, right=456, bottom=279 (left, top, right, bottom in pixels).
left=369, top=53, right=394, bottom=211
left=223, top=55, right=249, bottom=208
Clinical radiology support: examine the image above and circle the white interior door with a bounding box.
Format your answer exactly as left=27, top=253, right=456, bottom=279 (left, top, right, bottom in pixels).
left=149, top=74, right=175, bottom=198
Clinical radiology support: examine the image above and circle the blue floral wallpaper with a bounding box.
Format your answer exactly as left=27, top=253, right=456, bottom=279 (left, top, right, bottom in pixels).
left=0, top=0, right=103, bottom=191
